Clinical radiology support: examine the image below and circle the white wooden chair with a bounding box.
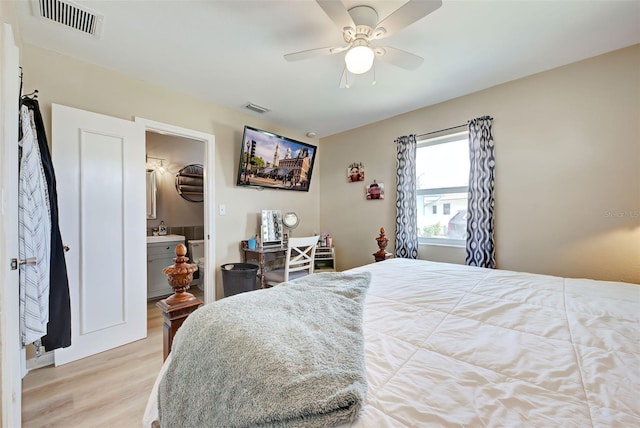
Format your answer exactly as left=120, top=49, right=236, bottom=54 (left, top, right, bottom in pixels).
left=264, top=235, right=319, bottom=286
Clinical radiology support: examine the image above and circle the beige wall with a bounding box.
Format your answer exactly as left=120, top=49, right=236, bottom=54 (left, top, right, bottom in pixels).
left=20, top=44, right=321, bottom=297
left=13, top=40, right=640, bottom=286
left=320, top=45, right=640, bottom=284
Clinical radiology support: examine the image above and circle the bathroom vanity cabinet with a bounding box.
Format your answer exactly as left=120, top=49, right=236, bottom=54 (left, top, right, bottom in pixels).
left=147, top=235, right=185, bottom=299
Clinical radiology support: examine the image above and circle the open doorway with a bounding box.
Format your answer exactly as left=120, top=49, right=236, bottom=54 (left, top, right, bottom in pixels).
left=145, top=131, right=205, bottom=304
left=136, top=118, right=216, bottom=305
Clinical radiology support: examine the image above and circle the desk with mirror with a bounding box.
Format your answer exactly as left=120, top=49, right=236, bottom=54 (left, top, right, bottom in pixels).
left=245, top=210, right=311, bottom=288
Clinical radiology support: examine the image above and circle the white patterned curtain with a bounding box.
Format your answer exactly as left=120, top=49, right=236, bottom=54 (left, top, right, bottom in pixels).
left=395, top=135, right=418, bottom=259
left=466, top=116, right=496, bottom=268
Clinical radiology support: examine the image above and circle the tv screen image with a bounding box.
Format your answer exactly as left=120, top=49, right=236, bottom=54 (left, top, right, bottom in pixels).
left=237, top=126, right=317, bottom=191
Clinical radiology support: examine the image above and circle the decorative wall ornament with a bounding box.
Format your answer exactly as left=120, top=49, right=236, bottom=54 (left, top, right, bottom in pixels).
left=366, top=180, right=384, bottom=200
left=347, top=162, right=365, bottom=182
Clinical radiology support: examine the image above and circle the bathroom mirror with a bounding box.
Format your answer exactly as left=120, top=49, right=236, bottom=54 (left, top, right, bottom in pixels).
left=260, top=210, right=283, bottom=247
left=146, top=169, right=157, bottom=219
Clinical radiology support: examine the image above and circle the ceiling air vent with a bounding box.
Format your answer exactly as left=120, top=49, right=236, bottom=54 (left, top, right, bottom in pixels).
left=32, top=0, right=104, bottom=38
left=243, top=103, right=270, bottom=114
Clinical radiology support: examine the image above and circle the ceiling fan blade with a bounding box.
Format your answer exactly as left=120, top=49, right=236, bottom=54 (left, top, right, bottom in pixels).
left=375, top=46, right=424, bottom=70
left=284, top=45, right=348, bottom=62
left=375, top=0, right=442, bottom=39
left=316, top=0, right=354, bottom=31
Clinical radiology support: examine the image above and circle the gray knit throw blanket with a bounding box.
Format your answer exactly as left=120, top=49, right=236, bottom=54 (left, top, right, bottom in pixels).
left=158, top=271, right=371, bottom=428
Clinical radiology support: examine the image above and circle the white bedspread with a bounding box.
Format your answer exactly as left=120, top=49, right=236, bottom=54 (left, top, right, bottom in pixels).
left=144, top=259, right=639, bottom=427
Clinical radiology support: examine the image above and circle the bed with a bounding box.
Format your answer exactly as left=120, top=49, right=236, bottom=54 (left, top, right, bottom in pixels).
left=144, top=258, right=639, bottom=427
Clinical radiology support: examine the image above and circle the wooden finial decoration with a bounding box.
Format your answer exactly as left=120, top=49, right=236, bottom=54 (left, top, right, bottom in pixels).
left=373, top=227, right=393, bottom=262
left=161, top=243, right=198, bottom=304
left=157, top=243, right=203, bottom=360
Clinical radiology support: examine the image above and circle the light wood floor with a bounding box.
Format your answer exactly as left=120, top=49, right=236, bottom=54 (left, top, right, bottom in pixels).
left=22, top=290, right=203, bottom=427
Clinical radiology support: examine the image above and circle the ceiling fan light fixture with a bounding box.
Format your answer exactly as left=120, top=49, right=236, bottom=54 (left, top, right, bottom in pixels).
left=345, top=45, right=374, bottom=74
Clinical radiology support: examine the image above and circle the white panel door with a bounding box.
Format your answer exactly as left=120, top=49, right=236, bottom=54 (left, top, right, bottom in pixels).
left=52, top=104, right=146, bottom=366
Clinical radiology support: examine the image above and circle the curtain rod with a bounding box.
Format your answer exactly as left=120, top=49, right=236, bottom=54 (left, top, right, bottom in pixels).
left=416, top=123, right=467, bottom=138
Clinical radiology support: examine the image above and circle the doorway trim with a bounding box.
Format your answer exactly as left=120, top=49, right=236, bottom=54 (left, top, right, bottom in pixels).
left=135, top=118, right=216, bottom=304
left=0, top=22, right=22, bottom=428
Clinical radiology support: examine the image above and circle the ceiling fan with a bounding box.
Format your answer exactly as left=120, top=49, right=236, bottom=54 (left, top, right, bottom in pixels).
left=284, top=0, right=442, bottom=88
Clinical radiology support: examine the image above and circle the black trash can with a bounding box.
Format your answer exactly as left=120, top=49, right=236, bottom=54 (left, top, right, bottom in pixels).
left=221, top=263, right=259, bottom=297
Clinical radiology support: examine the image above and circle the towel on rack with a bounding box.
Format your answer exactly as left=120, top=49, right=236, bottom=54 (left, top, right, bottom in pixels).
left=176, top=175, right=203, bottom=186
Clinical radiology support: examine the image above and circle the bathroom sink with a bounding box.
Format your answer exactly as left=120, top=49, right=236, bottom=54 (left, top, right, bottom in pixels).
left=146, top=234, right=186, bottom=244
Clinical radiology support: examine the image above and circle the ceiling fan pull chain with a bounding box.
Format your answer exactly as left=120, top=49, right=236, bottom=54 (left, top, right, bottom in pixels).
left=372, top=63, right=377, bottom=86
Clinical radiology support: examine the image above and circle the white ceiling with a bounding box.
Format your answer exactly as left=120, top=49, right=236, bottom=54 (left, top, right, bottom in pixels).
left=15, top=0, right=640, bottom=138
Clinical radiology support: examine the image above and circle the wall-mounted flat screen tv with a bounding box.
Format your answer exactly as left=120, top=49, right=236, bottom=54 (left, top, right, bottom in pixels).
left=236, top=125, right=317, bottom=192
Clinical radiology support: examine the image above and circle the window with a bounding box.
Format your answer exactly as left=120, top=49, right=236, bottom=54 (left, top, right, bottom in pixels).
left=416, top=131, right=469, bottom=246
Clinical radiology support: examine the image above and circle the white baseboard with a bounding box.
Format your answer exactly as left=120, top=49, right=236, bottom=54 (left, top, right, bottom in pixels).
left=25, top=351, right=54, bottom=371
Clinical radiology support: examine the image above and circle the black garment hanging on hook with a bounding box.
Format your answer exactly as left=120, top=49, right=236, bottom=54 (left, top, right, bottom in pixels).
left=21, top=96, right=72, bottom=350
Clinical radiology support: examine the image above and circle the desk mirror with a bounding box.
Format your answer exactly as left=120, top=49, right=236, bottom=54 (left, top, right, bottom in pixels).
left=261, top=210, right=283, bottom=247
left=282, top=212, right=299, bottom=238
